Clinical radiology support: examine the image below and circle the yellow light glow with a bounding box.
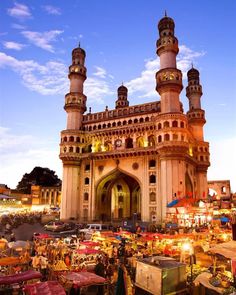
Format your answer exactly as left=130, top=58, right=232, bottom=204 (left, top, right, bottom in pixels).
left=182, top=242, right=191, bottom=251
left=189, top=147, right=193, bottom=156
left=144, top=140, right=148, bottom=147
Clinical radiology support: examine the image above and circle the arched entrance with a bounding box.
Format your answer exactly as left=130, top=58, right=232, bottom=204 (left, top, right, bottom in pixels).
left=95, top=170, right=141, bottom=221
left=185, top=172, right=193, bottom=197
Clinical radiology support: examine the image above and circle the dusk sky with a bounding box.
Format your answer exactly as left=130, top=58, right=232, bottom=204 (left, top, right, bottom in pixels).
left=0, top=1, right=236, bottom=192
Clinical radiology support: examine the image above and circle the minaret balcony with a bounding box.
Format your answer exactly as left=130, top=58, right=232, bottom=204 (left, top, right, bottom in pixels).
left=64, top=92, right=87, bottom=112
left=186, top=85, right=202, bottom=97
left=156, top=36, right=179, bottom=55
left=156, top=68, right=183, bottom=94
left=68, top=65, right=87, bottom=79
left=187, top=110, right=206, bottom=125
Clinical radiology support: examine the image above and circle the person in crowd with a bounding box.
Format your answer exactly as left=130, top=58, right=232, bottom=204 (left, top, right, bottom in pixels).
left=94, top=257, right=105, bottom=295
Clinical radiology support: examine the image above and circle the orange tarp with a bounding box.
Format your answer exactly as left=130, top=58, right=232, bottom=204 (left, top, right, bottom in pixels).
left=0, top=256, right=21, bottom=266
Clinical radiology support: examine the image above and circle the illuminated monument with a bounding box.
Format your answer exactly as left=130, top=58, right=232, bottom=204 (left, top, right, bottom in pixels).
left=59, top=15, right=210, bottom=222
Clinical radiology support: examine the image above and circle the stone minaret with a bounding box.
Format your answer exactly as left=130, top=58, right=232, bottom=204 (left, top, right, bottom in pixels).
left=156, top=13, right=183, bottom=113
left=60, top=44, right=87, bottom=220
left=186, top=67, right=210, bottom=199
left=186, top=67, right=205, bottom=141
left=115, top=84, right=129, bottom=109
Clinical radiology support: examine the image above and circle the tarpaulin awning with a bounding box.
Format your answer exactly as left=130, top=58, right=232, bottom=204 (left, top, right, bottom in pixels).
left=24, top=281, right=65, bottom=295
left=167, top=199, right=179, bottom=207
left=209, top=241, right=236, bottom=259
left=0, top=270, right=41, bottom=285
left=61, top=271, right=106, bottom=287
left=80, top=241, right=100, bottom=247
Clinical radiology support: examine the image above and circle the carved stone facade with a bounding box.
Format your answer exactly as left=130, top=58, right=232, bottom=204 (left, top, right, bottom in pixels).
left=59, top=15, right=210, bottom=222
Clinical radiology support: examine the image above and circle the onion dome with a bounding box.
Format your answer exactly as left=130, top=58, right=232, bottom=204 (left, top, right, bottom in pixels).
left=158, top=13, right=175, bottom=33
left=117, top=84, right=128, bottom=94
left=72, top=43, right=86, bottom=57
left=187, top=67, right=200, bottom=81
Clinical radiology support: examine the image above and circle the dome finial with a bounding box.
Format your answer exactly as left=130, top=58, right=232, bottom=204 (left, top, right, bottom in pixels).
left=165, top=10, right=167, bottom=17
left=78, top=41, right=80, bottom=48
left=122, top=81, right=123, bottom=86
left=191, top=62, right=193, bottom=69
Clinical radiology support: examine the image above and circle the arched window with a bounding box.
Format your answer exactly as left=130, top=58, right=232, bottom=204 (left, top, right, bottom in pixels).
left=158, top=123, right=162, bottom=130
left=164, top=134, right=170, bottom=141
left=173, top=134, right=178, bottom=141
left=158, top=135, right=162, bottom=143
left=69, top=136, right=74, bottom=142
left=125, top=137, right=133, bottom=148
left=148, top=135, right=155, bottom=147
left=76, top=137, right=80, bottom=143
left=180, top=121, right=185, bottom=128
left=172, top=120, right=178, bottom=127
left=149, top=160, right=156, bottom=168
left=98, top=124, right=101, bottom=129
left=93, top=125, right=97, bottom=130
left=163, top=121, right=170, bottom=128
left=136, top=137, right=144, bottom=148
left=150, top=192, right=156, bottom=202
left=112, top=122, right=116, bottom=127
left=85, top=177, right=89, bottom=185
left=221, top=186, right=226, bottom=194
left=84, top=192, right=89, bottom=201
left=149, top=175, right=156, bottom=184
left=123, top=120, right=127, bottom=125
left=85, top=164, right=90, bottom=171
left=69, top=146, right=73, bottom=152
left=76, top=147, right=80, bottom=153
left=134, top=119, right=138, bottom=123
left=139, top=118, right=144, bottom=123
left=128, top=119, right=132, bottom=124
left=103, top=124, right=106, bottom=128
left=64, top=137, right=67, bottom=142
left=145, top=117, right=149, bottom=122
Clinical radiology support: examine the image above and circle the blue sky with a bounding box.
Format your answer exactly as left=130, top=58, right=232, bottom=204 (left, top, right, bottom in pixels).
left=0, top=0, right=236, bottom=192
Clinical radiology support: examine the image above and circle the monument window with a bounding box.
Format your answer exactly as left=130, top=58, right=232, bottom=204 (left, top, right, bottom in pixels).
left=149, top=160, right=156, bottom=168
left=149, top=174, right=156, bottom=184
left=164, top=134, right=170, bottom=141
left=76, top=147, right=80, bottom=153
left=164, top=121, right=170, bottom=128
left=145, top=117, right=149, bottom=122
left=172, top=120, right=178, bottom=127
left=64, top=137, right=67, bottom=142
left=139, top=118, right=144, bottom=123
left=76, top=137, right=80, bottom=143
left=150, top=192, right=156, bottom=202
left=123, top=121, right=127, bottom=125
left=180, top=121, right=185, bottom=128
left=125, top=137, right=133, bottom=149
left=69, top=136, right=74, bottom=142
left=84, top=192, right=89, bottom=201
left=85, top=177, right=89, bottom=185
left=221, top=186, right=226, bottom=194
left=128, top=119, right=132, bottom=124
left=85, top=164, right=90, bottom=171
left=69, top=146, right=73, bottom=152
left=158, top=123, right=162, bottom=130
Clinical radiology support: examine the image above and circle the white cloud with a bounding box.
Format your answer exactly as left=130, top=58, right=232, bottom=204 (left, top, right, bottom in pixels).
left=0, top=52, right=68, bottom=95
left=7, top=2, right=31, bottom=19
left=126, top=45, right=205, bottom=99
left=93, top=66, right=107, bottom=78
left=3, top=41, right=25, bottom=50
left=12, top=23, right=26, bottom=30
left=42, top=5, right=61, bottom=15
left=22, top=30, right=63, bottom=52
left=208, top=137, right=236, bottom=193
left=0, top=52, right=113, bottom=101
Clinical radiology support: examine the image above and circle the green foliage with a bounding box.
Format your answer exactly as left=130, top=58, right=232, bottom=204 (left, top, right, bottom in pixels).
left=16, top=166, right=61, bottom=193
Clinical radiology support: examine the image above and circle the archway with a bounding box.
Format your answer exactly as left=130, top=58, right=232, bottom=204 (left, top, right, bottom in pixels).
left=185, top=172, right=193, bottom=197
left=95, top=170, right=141, bottom=221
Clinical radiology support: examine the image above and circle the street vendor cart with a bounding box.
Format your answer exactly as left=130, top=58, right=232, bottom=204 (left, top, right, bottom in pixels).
left=135, top=256, right=187, bottom=295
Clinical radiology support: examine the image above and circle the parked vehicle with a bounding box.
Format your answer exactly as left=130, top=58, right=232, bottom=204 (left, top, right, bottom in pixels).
left=44, top=221, right=67, bottom=232
left=79, top=223, right=111, bottom=239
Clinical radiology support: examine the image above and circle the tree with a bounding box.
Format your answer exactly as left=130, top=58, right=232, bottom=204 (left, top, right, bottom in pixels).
left=16, top=166, right=61, bottom=193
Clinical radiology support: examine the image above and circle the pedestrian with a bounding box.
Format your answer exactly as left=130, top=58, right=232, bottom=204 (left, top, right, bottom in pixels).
left=94, top=257, right=105, bottom=295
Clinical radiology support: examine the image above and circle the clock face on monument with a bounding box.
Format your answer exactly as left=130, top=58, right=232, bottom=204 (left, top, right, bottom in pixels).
left=115, top=139, right=122, bottom=147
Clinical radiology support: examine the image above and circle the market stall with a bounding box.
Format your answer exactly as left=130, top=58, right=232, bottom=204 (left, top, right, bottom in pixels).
left=24, top=280, right=66, bottom=295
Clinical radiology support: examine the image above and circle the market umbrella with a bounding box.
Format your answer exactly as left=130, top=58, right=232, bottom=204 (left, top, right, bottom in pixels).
left=76, top=248, right=102, bottom=255
left=8, top=240, right=31, bottom=251
left=80, top=241, right=100, bottom=247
